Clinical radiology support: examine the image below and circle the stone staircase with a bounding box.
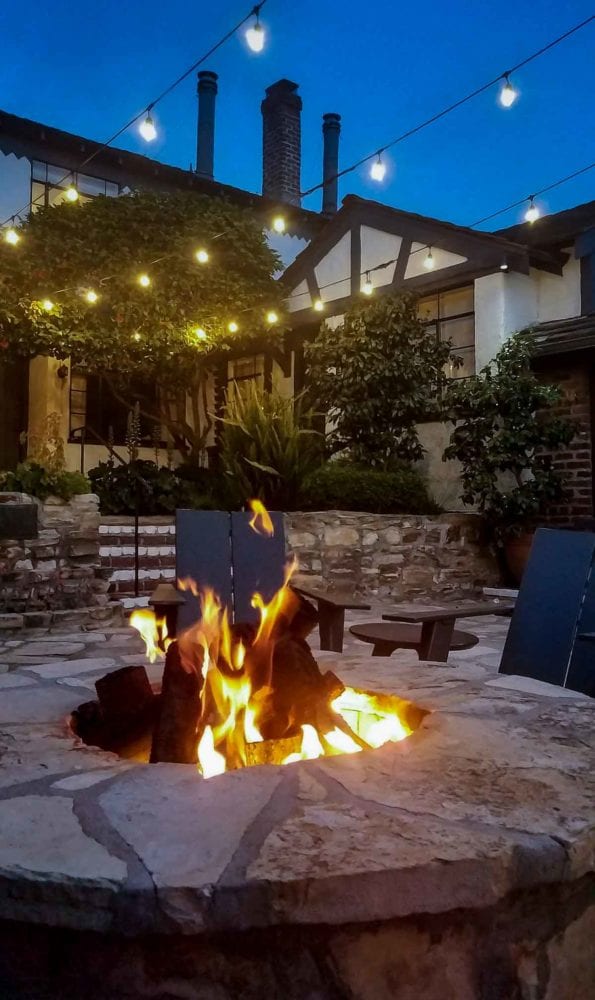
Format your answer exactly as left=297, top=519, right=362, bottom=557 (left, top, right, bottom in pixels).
left=99, top=516, right=176, bottom=598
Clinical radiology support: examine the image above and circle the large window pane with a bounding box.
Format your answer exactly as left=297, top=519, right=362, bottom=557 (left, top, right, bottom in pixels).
left=440, top=285, right=474, bottom=318
left=417, top=295, right=438, bottom=322
left=440, top=315, right=474, bottom=349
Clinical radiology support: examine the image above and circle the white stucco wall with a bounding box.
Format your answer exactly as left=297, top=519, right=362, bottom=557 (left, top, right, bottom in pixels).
left=535, top=253, right=581, bottom=322
left=314, top=231, right=351, bottom=302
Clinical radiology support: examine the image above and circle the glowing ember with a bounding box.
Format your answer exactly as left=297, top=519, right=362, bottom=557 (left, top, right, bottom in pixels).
left=131, top=503, right=415, bottom=778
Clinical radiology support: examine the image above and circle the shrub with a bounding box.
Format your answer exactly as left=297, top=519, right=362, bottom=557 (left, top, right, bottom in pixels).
left=444, top=331, right=575, bottom=540
left=88, top=459, right=214, bottom=515
left=302, top=462, right=439, bottom=514
left=0, top=461, right=90, bottom=502
left=219, top=383, right=323, bottom=509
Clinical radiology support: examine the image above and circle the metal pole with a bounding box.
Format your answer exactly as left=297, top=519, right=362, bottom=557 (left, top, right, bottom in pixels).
left=134, top=478, right=140, bottom=598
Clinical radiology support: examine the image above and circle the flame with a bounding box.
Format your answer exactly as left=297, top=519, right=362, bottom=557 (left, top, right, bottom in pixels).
left=131, top=537, right=413, bottom=778
left=248, top=498, right=274, bottom=537
left=130, top=608, right=171, bottom=663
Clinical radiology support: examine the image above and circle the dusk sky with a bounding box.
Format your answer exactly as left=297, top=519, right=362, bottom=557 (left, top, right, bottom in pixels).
left=2, top=0, right=593, bottom=228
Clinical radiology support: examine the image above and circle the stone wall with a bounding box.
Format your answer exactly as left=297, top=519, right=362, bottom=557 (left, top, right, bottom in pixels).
left=0, top=492, right=112, bottom=616
left=287, top=511, right=500, bottom=598
left=99, top=511, right=500, bottom=600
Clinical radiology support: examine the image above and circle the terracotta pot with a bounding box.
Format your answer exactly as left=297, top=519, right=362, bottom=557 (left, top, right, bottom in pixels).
left=503, top=531, right=535, bottom=585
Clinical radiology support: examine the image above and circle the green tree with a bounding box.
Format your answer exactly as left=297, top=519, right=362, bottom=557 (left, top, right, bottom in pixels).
left=305, top=292, right=452, bottom=465
left=0, top=190, right=284, bottom=459
left=443, top=330, right=575, bottom=538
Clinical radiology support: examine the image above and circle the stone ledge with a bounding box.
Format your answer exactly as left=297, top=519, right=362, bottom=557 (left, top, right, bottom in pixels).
left=0, top=655, right=592, bottom=937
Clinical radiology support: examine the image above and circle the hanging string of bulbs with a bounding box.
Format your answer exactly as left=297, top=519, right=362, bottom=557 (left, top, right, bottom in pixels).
left=293, top=158, right=595, bottom=313
left=301, top=13, right=595, bottom=197
left=4, top=210, right=287, bottom=342
left=0, top=2, right=268, bottom=231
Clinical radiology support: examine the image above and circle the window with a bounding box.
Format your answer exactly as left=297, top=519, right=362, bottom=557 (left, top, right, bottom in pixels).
left=418, top=285, right=475, bottom=377
left=31, top=161, right=119, bottom=211
left=69, top=371, right=160, bottom=446
left=227, top=355, right=265, bottom=394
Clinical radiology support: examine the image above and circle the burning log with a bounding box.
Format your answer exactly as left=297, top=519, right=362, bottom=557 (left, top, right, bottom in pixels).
left=95, top=666, right=155, bottom=737
left=150, top=641, right=203, bottom=764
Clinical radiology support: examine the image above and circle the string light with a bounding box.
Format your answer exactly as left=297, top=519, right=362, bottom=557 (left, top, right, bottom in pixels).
left=139, top=110, right=157, bottom=142
left=499, top=73, right=518, bottom=108
left=228, top=320, right=239, bottom=332
left=500, top=261, right=509, bottom=271
left=41, top=299, right=54, bottom=312
left=370, top=153, right=386, bottom=182
left=133, top=332, right=142, bottom=341
left=266, top=310, right=279, bottom=324
left=300, top=15, right=595, bottom=199
left=272, top=215, right=286, bottom=234
left=362, top=272, right=373, bottom=295
left=424, top=248, right=435, bottom=270
left=84, top=289, right=99, bottom=304
left=195, top=248, right=209, bottom=264
left=65, top=185, right=79, bottom=203
left=194, top=327, right=207, bottom=340
left=4, top=225, right=19, bottom=245
left=138, top=273, right=151, bottom=287
left=245, top=6, right=265, bottom=52
left=313, top=299, right=324, bottom=312
left=524, top=196, right=540, bottom=223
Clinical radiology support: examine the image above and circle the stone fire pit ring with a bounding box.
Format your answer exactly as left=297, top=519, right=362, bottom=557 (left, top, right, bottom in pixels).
left=0, top=653, right=593, bottom=999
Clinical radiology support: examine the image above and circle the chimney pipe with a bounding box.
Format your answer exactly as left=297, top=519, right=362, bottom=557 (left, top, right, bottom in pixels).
left=322, top=113, right=341, bottom=215
left=196, top=70, right=218, bottom=179
left=261, top=79, right=302, bottom=206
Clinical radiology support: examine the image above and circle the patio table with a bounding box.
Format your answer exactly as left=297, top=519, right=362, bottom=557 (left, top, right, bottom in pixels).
left=381, top=601, right=514, bottom=662
left=290, top=584, right=371, bottom=653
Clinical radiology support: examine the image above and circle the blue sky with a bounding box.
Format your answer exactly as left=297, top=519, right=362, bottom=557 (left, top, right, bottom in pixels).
left=2, top=0, right=593, bottom=228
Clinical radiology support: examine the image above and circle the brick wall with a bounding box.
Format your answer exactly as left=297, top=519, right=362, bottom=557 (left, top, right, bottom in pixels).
left=99, top=516, right=176, bottom=597
left=536, top=361, right=594, bottom=526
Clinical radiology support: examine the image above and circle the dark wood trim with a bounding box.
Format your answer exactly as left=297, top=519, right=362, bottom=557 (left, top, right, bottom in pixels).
left=391, top=237, right=412, bottom=287
left=350, top=224, right=361, bottom=297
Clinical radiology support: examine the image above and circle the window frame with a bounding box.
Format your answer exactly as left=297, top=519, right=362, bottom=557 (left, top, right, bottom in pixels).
left=418, top=285, right=475, bottom=379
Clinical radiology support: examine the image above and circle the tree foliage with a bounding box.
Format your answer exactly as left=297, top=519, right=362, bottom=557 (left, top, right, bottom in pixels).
left=0, top=190, right=284, bottom=458
left=443, top=330, right=575, bottom=537
left=305, top=292, right=452, bottom=465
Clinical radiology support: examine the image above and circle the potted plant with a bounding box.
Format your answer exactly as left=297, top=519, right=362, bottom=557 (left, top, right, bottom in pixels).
left=443, top=331, right=575, bottom=582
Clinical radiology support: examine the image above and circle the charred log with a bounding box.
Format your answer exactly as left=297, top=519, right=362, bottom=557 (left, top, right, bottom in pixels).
left=150, top=641, right=203, bottom=764
left=95, top=665, right=155, bottom=737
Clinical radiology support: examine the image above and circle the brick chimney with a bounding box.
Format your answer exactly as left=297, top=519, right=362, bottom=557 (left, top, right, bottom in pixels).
left=322, top=113, right=341, bottom=215
left=261, top=80, right=302, bottom=206
left=196, top=70, right=218, bottom=179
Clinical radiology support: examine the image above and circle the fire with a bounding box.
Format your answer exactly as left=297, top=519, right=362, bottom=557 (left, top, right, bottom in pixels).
left=131, top=502, right=414, bottom=778
left=130, top=608, right=171, bottom=663
left=248, top=498, right=274, bottom=537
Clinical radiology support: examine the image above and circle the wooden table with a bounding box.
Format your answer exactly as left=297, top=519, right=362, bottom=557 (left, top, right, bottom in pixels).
left=291, top=585, right=371, bottom=653
left=382, top=601, right=514, bottom=662
left=350, top=622, right=479, bottom=658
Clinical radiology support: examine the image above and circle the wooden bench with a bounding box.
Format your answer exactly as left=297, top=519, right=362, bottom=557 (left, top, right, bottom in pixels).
left=350, top=622, right=479, bottom=658
left=381, top=601, right=513, bottom=662
left=290, top=585, right=371, bottom=653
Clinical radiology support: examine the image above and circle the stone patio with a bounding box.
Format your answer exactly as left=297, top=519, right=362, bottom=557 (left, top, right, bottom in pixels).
left=0, top=612, right=593, bottom=999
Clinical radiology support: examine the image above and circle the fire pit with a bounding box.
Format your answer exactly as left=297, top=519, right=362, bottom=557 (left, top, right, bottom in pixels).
left=73, top=568, right=427, bottom=775
left=0, top=615, right=593, bottom=997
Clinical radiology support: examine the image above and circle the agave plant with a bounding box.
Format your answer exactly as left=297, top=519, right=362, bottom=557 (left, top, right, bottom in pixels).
left=219, top=382, right=324, bottom=510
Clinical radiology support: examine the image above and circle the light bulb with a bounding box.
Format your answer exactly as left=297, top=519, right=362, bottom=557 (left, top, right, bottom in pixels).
left=524, top=198, right=540, bottom=224
left=194, top=327, right=207, bottom=341
left=85, top=289, right=98, bottom=304
left=139, top=111, right=157, bottom=142
left=313, top=299, right=324, bottom=312
left=228, top=320, right=239, bottom=333
left=266, top=310, right=279, bottom=325
left=362, top=273, right=373, bottom=295
left=133, top=332, right=142, bottom=341
left=500, top=261, right=509, bottom=272
left=138, top=273, right=151, bottom=287
left=245, top=14, right=265, bottom=52
left=370, top=153, right=386, bottom=182
left=272, top=215, right=286, bottom=234
left=499, top=74, right=518, bottom=109
left=41, top=298, right=54, bottom=312
left=65, top=185, right=79, bottom=202
left=4, top=226, right=19, bottom=245
left=195, top=248, right=209, bottom=264
left=424, top=248, right=435, bottom=270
